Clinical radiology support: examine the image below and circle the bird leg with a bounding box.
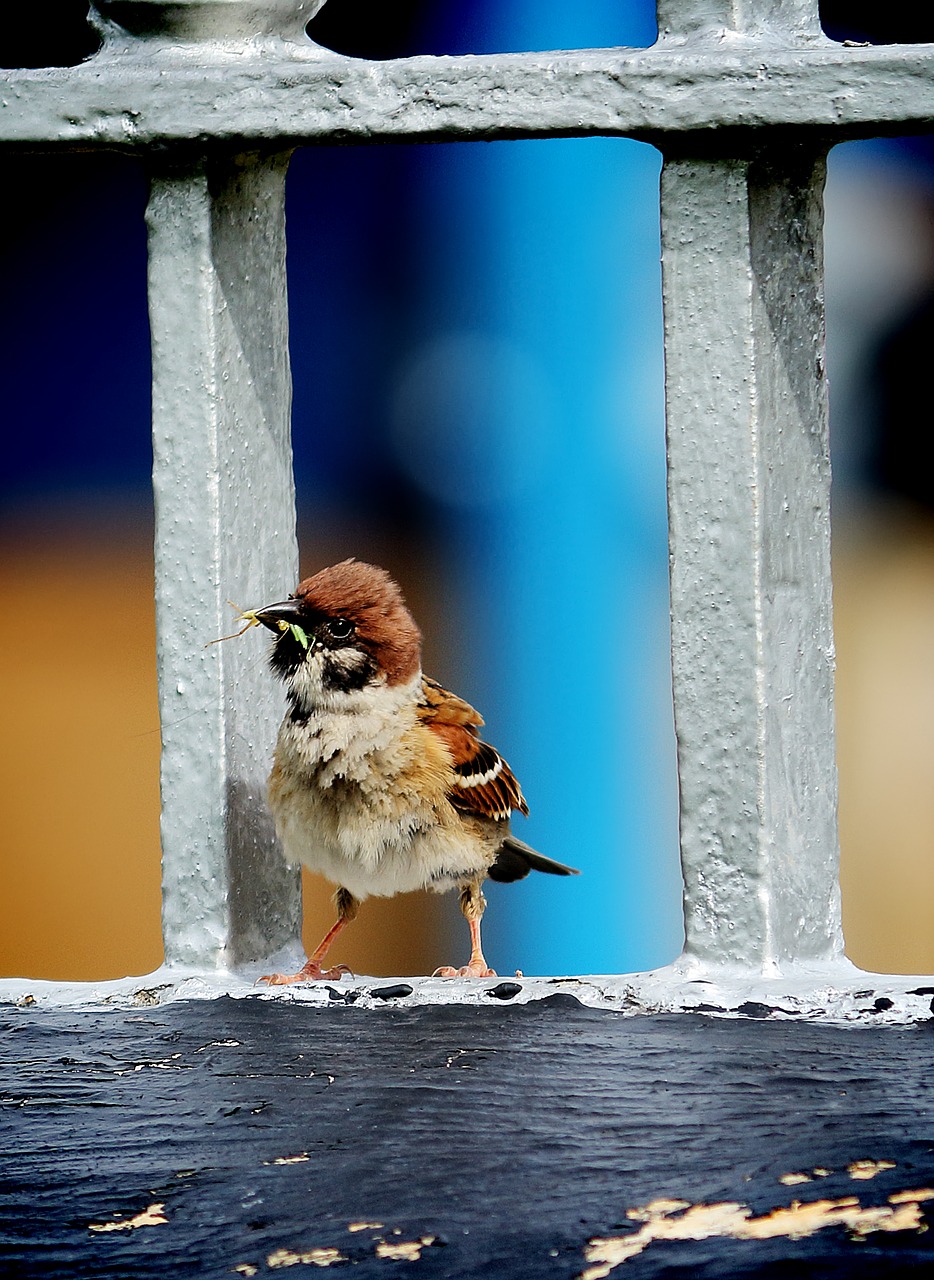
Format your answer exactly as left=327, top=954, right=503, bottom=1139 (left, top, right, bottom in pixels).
left=259, top=888, right=358, bottom=985
left=434, top=879, right=496, bottom=978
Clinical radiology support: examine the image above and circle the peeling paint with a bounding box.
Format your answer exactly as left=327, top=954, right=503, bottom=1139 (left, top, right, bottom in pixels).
left=266, top=1246, right=347, bottom=1268
left=778, top=1173, right=812, bottom=1186
left=113, top=1054, right=190, bottom=1075
left=232, top=1266, right=259, bottom=1277
left=6, top=966, right=934, bottom=1025
left=580, top=1189, right=933, bottom=1278
left=375, top=1237, right=436, bottom=1260
left=88, top=1203, right=168, bottom=1233
left=348, top=1222, right=385, bottom=1232
left=131, top=986, right=173, bottom=1007
left=848, top=1159, right=896, bottom=1180
left=264, top=1153, right=310, bottom=1165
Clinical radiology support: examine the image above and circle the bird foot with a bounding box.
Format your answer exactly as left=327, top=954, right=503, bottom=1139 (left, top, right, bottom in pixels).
left=433, top=961, right=497, bottom=978
left=258, top=962, right=352, bottom=986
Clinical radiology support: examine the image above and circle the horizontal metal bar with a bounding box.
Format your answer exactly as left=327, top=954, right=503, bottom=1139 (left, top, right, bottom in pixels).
left=2, top=42, right=934, bottom=149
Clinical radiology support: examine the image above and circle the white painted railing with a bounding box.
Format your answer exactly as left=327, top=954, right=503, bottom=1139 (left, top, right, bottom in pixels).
left=2, top=0, right=933, bottom=1011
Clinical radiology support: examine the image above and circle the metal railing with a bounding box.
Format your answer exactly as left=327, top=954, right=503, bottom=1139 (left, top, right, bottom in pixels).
left=3, top=0, right=933, bottom=1003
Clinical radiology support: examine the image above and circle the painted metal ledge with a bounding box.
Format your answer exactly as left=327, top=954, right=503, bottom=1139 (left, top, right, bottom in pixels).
left=3, top=41, right=934, bottom=149
left=3, top=994, right=934, bottom=1278
left=2, top=958, right=933, bottom=1025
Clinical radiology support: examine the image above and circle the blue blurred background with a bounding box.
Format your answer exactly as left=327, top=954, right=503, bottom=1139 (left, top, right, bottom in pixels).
left=2, top=1, right=933, bottom=979
left=287, top=0, right=677, bottom=977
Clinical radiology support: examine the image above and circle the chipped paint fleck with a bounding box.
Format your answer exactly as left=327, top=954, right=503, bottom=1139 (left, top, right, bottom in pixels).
left=779, top=1173, right=812, bottom=1186
left=113, top=1054, right=189, bottom=1075
left=232, top=1266, right=259, bottom=1277
left=348, top=1221, right=385, bottom=1232
left=265, top=1153, right=310, bottom=1165
left=375, top=1237, right=436, bottom=1260
left=267, top=1246, right=347, bottom=1268
left=88, top=1203, right=168, bottom=1233
left=890, top=1189, right=934, bottom=1205
left=580, top=1190, right=932, bottom=1278
left=848, top=1159, right=896, bottom=1180
left=813, top=1168, right=832, bottom=1178
left=132, top=986, right=173, bottom=1007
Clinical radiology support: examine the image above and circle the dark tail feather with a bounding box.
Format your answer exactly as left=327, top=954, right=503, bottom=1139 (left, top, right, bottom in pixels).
left=487, top=834, right=580, bottom=884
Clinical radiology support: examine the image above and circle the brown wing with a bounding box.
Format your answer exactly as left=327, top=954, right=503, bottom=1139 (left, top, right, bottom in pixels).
left=419, top=674, right=485, bottom=728
left=419, top=675, right=529, bottom=822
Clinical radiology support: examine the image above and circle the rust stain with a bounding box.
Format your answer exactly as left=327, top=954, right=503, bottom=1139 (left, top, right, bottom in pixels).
left=88, top=1202, right=168, bottom=1233
left=580, top=1189, right=932, bottom=1278
left=848, top=1159, right=896, bottom=1180
left=266, top=1246, right=347, bottom=1268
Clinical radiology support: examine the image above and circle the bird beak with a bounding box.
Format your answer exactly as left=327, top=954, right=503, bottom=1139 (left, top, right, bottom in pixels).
left=253, top=599, right=305, bottom=633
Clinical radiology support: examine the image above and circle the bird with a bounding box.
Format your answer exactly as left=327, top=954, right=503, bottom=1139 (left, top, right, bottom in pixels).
left=246, top=558, right=578, bottom=982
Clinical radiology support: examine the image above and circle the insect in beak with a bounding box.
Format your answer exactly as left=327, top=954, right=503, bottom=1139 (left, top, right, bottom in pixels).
left=206, top=601, right=312, bottom=651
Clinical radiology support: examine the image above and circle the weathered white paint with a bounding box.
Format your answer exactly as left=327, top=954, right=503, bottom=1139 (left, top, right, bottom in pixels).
left=3, top=44, right=934, bottom=147
left=147, top=153, right=301, bottom=967
left=661, top=152, right=840, bottom=971
left=0, top=0, right=931, bottom=1002
left=2, top=961, right=934, bottom=1027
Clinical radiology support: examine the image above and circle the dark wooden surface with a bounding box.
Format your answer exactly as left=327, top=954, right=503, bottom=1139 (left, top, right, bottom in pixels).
left=2, top=995, right=933, bottom=1278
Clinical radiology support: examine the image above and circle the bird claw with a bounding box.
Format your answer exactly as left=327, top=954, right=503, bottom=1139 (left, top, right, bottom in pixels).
left=258, top=962, right=352, bottom=985
left=432, top=962, right=497, bottom=978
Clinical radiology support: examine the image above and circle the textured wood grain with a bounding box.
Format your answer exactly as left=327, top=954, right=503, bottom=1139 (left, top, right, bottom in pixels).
left=2, top=998, right=933, bottom=1277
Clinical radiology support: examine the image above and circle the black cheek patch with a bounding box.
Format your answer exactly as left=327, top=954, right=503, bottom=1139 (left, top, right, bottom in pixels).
left=321, top=648, right=377, bottom=694
left=268, top=631, right=306, bottom=681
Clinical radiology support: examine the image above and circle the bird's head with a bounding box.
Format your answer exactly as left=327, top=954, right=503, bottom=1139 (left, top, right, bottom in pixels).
left=253, top=559, right=422, bottom=711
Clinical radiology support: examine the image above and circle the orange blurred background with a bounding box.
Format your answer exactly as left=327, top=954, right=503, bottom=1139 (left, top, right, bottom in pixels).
left=0, top=519, right=447, bottom=980
left=3, top=510, right=932, bottom=981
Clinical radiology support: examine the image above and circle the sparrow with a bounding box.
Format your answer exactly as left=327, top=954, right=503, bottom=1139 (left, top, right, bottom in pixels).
left=248, top=558, right=578, bottom=982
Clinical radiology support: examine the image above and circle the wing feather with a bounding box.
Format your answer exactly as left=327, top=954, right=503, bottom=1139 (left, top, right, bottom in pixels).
left=419, top=675, right=528, bottom=821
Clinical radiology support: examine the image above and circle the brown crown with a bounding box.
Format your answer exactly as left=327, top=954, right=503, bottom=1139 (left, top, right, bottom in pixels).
left=294, top=559, right=422, bottom=687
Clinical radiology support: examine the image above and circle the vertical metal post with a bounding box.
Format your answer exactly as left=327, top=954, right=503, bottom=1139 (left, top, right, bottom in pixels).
left=147, top=152, right=301, bottom=968
left=656, top=0, right=825, bottom=40
left=658, top=2, right=841, bottom=972
left=662, top=152, right=842, bottom=971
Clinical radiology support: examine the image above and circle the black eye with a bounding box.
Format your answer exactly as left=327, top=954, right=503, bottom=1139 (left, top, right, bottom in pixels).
left=325, top=617, right=354, bottom=641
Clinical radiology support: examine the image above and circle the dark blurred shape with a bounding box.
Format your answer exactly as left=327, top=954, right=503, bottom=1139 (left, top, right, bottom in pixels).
left=307, top=0, right=653, bottom=59
left=820, top=4, right=934, bottom=43
left=285, top=145, right=429, bottom=544
left=873, top=293, right=934, bottom=509
left=0, top=155, right=151, bottom=510
left=0, top=1, right=100, bottom=67
left=306, top=0, right=430, bottom=58
left=821, top=0, right=934, bottom=518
